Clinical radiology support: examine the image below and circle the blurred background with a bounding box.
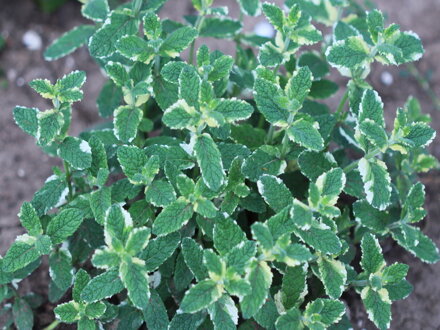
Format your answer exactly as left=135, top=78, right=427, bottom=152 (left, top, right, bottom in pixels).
left=0, top=0, right=439, bottom=328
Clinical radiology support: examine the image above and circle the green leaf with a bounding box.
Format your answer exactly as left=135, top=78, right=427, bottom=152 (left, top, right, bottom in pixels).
left=125, top=227, right=151, bottom=255
left=226, top=241, right=256, bottom=274
left=113, top=105, right=143, bottom=143
left=54, top=301, right=80, bottom=323
left=89, top=186, right=111, bottom=225
left=160, top=26, right=198, bottom=57
left=58, top=137, right=92, bottom=170
left=116, top=35, right=155, bottom=63
left=143, top=289, right=169, bottom=329
left=404, top=122, right=435, bottom=147
left=141, top=232, right=181, bottom=271
left=180, top=279, right=223, bottom=313
left=353, top=200, right=390, bottom=233
left=143, top=11, right=162, bottom=40
left=326, top=36, right=370, bottom=69
left=262, top=2, right=284, bottom=31
left=18, top=202, right=42, bottom=236
left=287, top=118, right=324, bottom=151
left=152, top=197, right=193, bottom=236
left=294, top=222, right=341, bottom=255
left=315, top=168, right=346, bottom=206
left=49, top=248, right=73, bottom=292
left=361, top=287, right=391, bottom=330
left=392, top=225, right=440, bottom=263
left=120, top=259, right=150, bottom=310
left=12, top=298, right=34, bottom=330
left=359, top=89, right=385, bottom=127
left=36, top=109, right=63, bottom=146
left=179, top=66, right=201, bottom=108
left=309, top=80, right=339, bottom=99
left=97, top=80, right=122, bottom=118
left=275, top=307, right=302, bottom=330
left=240, top=261, right=272, bottom=319
left=72, top=269, right=90, bottom=302
left=163, top=100, right=200, bottom=130
left=359, top=119, right=388, bottom=149
left=242, top=146, right=286, bottom=182
left=81, top=0, right=109, bottom=22
left=89, top=11, right=138, bottom=58
left=207, top=295, right=238, bottom=330
left=258, top=42, right=284, bottom=68
left=44, top=25, right=96, bottom=61
left=254, top=77, right=289, bottom=127
left=257, top=175, right=292, bottom=212
left=2, top=235, right=40, bottom=272
left=252, top=222, right=274, bottom=250
left=305, top=298, right=345, bottom=327
left=85, top=301, right=106, bottom=319
left=145, top=179, right=176, bottom=207
left=361, top=233, right=385, bottom=274
left=199, top=17, right=242, bottom=38
left=182, top=238, right=209, bottom=281
left=47, top=208, right=84, bottom=244
left=317, top=257, right=347, bottom=299
left=281, top=265, right=308, bottom=310
left=194, top=133, right=225, bottom=191
left=117, top=145, right=147, bottom=185
left=358, top=158, right=391, bottom=211
left=298, top=150, right=337, bottom=181
left=213, top=216, right=246, bottom=255
left=214, top=99, right=254, bottom=123
left=285, top=66, right=313, bottom=105
left=366, top=9, right=384, bottom=43
left=31, top=176, right=68, bottom=216
left=203, top=249, right=224, bottom=277
left=104, top=204, right=132, bottom=249
left=392, top=31, right=424, bottom=63
left=13, top=106, right=39, bottom=137
left=382, top=263, right=409, bottom=284
left=238, top=0, right=261, bottom=16
left=81, top=268, right=124, bottom=303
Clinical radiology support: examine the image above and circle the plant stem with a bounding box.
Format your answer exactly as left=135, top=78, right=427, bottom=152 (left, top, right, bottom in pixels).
left=335, top=89, right=349, bottom=120
left=272, top=36, right=291, bottom=74
left=189, top=15, right=205, bottom=65
left=343, top=147, right=381, bottom=173
left=350, top=280, right=368, bottom=287
left=43, top=320, right=60, bottom=330
left=63, top=161, right=73, bottom=201
left=406, top=63, right=440, bottom=111
left=266, top=124, right=275, bottom=144
left=154, top=55, right=161, bottom=77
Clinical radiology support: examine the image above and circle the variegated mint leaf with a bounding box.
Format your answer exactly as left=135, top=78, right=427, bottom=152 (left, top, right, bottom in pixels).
left=358, top=157, right=391, bottom=211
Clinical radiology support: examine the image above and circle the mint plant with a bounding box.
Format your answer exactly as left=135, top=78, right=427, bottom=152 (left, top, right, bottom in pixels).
left=1, top=0, right=438, bottom=329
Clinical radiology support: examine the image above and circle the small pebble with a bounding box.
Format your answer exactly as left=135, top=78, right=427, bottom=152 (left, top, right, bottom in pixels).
left=22, top=30, right=42, bottom=51
left=17, top=168, right=25, bottom=178
left=254, top=21, right=275, bottom=38
left=16, top=77, right=25, bottom=86
left=381, top=71, right=394, bottom=86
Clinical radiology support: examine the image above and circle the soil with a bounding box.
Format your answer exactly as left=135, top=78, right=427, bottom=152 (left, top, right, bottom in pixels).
left=0, top=0, right=439, bottom=329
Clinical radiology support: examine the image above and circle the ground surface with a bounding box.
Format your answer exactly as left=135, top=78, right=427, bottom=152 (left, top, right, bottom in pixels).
left=0, top=0, right=439, bottom=329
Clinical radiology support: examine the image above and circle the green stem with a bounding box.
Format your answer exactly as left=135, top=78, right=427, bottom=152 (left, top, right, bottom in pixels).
left=189, top=15, right=205, bottom=65
left=63, top=161, right=73, bottom=201
left=43, top=320, right=60, bottom=330
left=154, top=55, right=161, bottom=77
left=406, top=63, right=440, bottom=111
left=335, top=89, right=349, bottom=120
left=266, top=124, right=275, bottom=144
left=343, top=147, right=380, bottom=173
left=350, top=280, right=368, bottom=287
left=272, top=35, right=291, bottom=74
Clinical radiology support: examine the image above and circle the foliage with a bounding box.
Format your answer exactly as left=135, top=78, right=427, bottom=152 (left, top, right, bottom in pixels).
left=2, top=0, right=438, bottom=329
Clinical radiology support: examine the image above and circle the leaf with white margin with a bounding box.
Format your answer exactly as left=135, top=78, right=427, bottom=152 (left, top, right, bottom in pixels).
left=358, top=157, right=391, bottom=211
